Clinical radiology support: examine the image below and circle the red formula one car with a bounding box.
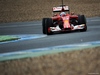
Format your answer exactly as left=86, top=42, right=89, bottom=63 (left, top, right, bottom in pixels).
left=42, top=5, right=87, bottom=35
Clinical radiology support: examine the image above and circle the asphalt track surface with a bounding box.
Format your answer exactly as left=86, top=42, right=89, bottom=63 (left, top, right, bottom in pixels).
left=0, top=17, right=100, bottom=53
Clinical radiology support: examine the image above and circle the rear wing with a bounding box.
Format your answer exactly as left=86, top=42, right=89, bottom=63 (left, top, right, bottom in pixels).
left=53, top=6, right=69, bottom=12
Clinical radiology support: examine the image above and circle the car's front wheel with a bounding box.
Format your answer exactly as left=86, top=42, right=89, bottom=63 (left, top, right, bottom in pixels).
left=45, top=18, right=53, bottom=35
left=42, top=18, right=47, bottom=34
left=78, top=15, right=87, bottom=32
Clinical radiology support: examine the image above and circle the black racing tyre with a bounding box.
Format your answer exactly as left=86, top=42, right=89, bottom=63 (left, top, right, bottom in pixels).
left=78, top=15, right=87, bottom=31
left=78, top=15, right=86, bottom=24
left=45, top=18, right=53, bottom=35
left=42, top=18, right=47, bottom=34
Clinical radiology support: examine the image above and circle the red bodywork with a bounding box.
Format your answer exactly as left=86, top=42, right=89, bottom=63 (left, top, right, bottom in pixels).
left=51, top=14, right=78, bottom=30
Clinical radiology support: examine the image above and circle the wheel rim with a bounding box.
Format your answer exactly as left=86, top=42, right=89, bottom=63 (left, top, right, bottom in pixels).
left=48, top=27, right=51, bottom=33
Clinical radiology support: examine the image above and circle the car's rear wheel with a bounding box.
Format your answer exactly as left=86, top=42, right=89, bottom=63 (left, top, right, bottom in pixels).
left=45, top=18, right=53, bottom=35
left=78, top=15, right=87, bottom=31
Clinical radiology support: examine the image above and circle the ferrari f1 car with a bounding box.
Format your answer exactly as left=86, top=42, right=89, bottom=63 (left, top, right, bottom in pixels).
left=42, top=5, right=87, bottom=35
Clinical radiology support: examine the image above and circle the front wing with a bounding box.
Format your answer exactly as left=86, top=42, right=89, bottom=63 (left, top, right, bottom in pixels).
left=50, top=24, right=86, bottom=32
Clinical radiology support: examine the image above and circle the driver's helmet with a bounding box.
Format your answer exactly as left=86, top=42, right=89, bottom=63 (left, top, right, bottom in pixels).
left=60, top=12, right=66, bottom=16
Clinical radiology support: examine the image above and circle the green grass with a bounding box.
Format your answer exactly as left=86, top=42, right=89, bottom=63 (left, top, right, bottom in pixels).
left=0, top=36, right=19, bottom=42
